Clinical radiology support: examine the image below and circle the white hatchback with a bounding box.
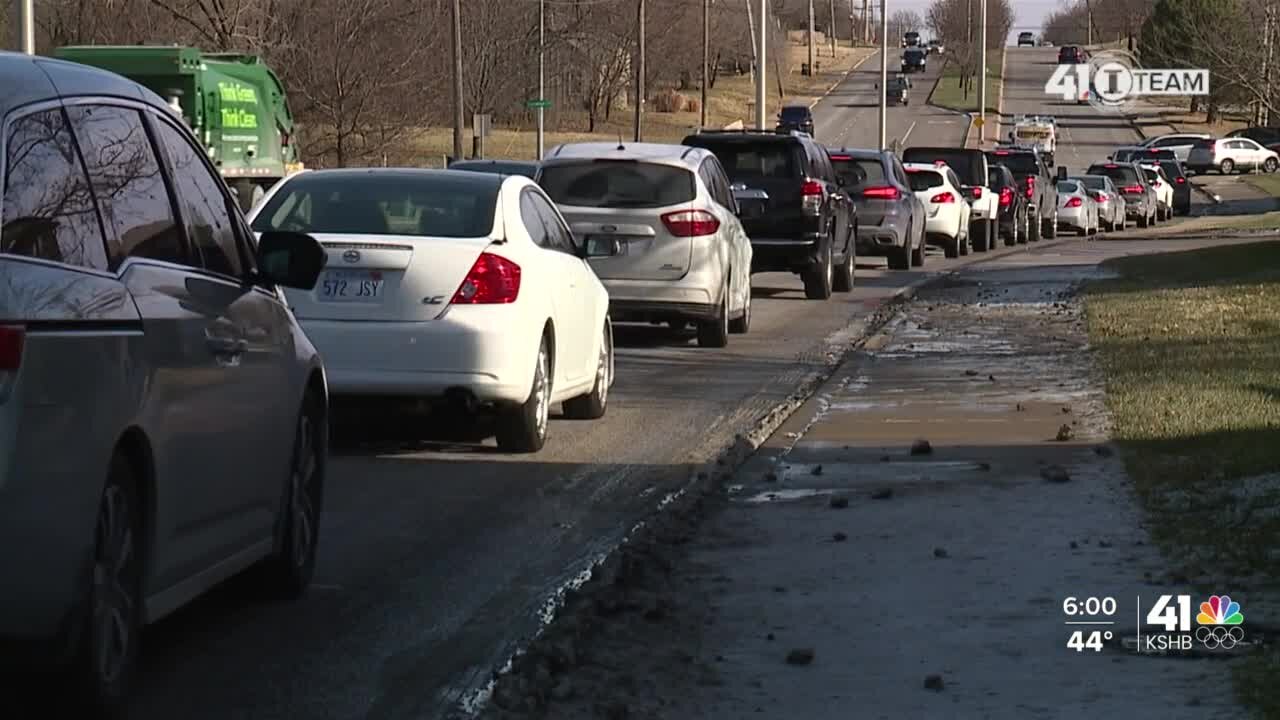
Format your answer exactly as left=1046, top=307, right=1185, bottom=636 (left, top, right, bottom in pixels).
left=1138, top=163, right=1175, bottom=220
left=903, top=162, right=971, bottom=258
left=249, top=169, right=616, bottom=453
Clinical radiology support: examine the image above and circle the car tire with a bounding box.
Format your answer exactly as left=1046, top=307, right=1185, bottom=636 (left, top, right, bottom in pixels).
left=832, top=244, right=855, bottom=292
left=969, top=219, right=989, bottom=252
left=910, top=227, right=926, bottom=267
left=803, top=240, right=835, bottom=298
left=959, top=227, right=970, bottom=255
left=257, top=390, right=326, bottom=599
left=1043, top=210, right=1058, bottom=239
left=698, top=282, right=732, bottom=346
left=944, top=232, right=960, bottom=259
left=564, top=321, right=613, bottom=418
left=1019, top=211, right=1030, bottom=244
left=1027, top=211, right=1041, bottom=242
left=988, top=220, right=999, bottom=249
left=1003, top=220, right=1017, bottom=246
left=730, top=275, right=754, bottom=331
left=70, top=453, right=144, bottom=719
left=1266, top=157, right=1279, bottom=173
left=1220, top=158, right=1235, bottom=174
left=1137, top=211, right=1149, bottom=228
left=496, top=336, right=552, bottom=452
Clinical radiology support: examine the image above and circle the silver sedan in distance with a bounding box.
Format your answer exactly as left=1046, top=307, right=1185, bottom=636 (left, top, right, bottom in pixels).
left=0, top=53, right=328, bottom=716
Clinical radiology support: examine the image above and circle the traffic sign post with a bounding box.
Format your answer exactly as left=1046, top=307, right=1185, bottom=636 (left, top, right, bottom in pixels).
left=526, top=99, right=552, bottom=109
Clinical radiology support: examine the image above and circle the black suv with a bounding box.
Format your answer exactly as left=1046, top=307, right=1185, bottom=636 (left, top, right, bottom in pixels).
left=902, top=48, right=927, bottom=73
left=985, top=147, right=1058, bottom=241
left=987, top=164, right=1031, bottom=245
left=776, top=105, right=815, bottom=137
left=902, top=31, right=920, bottom=48
left=1017, top=32, right=1035, bottom=47
left=1058, top=45, right=1086, bottom=63
left=682, top=130, right=855, bottom=299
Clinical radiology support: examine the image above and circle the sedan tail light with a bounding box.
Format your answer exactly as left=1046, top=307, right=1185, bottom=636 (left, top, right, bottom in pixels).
left=1093, top=191, right=1110, bottom=202
left=861, top=185, right=900, bottom=200
left=801, top=179, right=824, bottom=214
left=931, top=191, right=955, bottom=203
left=1065, top=196, right=1083, bottom=208
left=661, top=209, right=721, bottom=236
left=452, top=252, right=521, bottom=304
left=998, top=187, right=1013, bottom=206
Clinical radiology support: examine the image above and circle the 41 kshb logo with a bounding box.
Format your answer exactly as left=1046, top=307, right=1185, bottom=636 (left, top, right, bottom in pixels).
left=1142, top=594, right=1245, bottom=652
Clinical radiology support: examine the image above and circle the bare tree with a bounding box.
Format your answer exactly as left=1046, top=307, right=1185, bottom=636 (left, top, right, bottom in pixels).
left=888, top=9, right=923, bottom=41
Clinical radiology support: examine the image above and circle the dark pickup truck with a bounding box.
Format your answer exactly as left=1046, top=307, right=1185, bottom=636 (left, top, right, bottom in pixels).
left=985, top=147, right=1059, bottom=241
left=682, top=129, right=856, bottom=299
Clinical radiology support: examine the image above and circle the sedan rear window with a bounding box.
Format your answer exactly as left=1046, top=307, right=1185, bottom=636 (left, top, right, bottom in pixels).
left=905, top=170, right=943, bottom=191
left=539, top=160, right=695, bottom=209
left=252, top=172, right=498, bottom=237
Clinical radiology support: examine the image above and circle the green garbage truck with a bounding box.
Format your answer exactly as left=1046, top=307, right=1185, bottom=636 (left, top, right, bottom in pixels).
left=53, top=45, right=304, bottom=212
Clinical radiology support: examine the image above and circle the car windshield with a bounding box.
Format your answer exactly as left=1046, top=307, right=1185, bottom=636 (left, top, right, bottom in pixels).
left=987, top=152, right=1039, bottom=175
left=906, top=170, right=943, bottom=191
left=780, top=106, right=810, bottom=121
left=538, top=160, right=695, bottom=209
left=698, top=142, right=800, bottom=180
left=251, top=172, right=498, bottom=237
left=832, top=157, right=885, bottom=187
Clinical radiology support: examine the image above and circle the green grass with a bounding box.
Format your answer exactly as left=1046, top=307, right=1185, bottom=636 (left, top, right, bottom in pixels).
left=927, top=49, right=1003, bottom=114
left=1245, top=174, right=1280, bottom=198
left=1085, top=241, right=1280, bottom=717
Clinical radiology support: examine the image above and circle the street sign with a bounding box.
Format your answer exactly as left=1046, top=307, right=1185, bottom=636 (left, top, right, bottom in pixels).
left=526, top=99, right=551, bottom=109
left=473, top=113, right=491, bottom=138
left=973, top=116, right=985, bottom=128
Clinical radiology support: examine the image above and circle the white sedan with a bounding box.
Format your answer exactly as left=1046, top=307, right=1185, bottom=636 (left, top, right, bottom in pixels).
left=249, top=169, right=616, bottom=453
left=904, top=162, right=971, bottom=258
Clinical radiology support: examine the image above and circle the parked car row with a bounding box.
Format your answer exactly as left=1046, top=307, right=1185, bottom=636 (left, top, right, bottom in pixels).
left=1116, top=131, right=1280, bottom=175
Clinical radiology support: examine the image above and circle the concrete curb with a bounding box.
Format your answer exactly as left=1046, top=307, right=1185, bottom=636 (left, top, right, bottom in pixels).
left=463, top=239, right=1072, bottom=719
left=807, top=46, right=879, bottom=110
left=1126, top=111, right=1221, bottom=205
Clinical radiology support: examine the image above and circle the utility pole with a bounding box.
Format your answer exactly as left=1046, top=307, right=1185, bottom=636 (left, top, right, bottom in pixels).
left=807, top=0, right=815, bottom=72
left=829, top=0, right=837, bottom=56
left=17, top=0, right=34, bottom=54
left=537, top=0, right=545, bottom=159
left=451, top=0, right=464, bottom=162
left=978, top=0, right=987, bottom=144
left=634, top=0, right=645, bottom=142
left=702, top=0, right=710, bottom=128
left=878, top=0, right=887, bottom=150
left=755, top=0, right=767, bottom=129
left=966, top=0, right=972, bottom=44
left=862, top=0, right=869, bottom=43
left=746, top=0, right=757, bottom=88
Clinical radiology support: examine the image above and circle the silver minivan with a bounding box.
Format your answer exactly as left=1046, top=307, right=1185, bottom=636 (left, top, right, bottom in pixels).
left=538, top=142, right=754, bottom=348
left=0, top=53, right=327, bottom=714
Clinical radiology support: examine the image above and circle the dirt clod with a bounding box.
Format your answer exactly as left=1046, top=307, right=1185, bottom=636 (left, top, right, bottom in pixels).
left=965, top=369, right=979, bottom=376
left=976, top=462, right=991, bottom=471
left=785, top=648, right=815, bottom=665
left=933, top=547, right=948, bottom=558
left=1070, top=541, right=1079, bottom=549
left=829, top=495, right=850, bottom=509
left=924, top=674, right=945, bottom=691
left=1041, top=465, right=1071, bottom=483
left=832, top=532, right=848, bottom=542
left=811, top=464, right=823, bottom=476
left=988, top=374, right=997, bottom=382
left=910, top=439, right=932, bottom=455
left=871, top=487, right=894, bottom=500
left=1055, top=424, right=1075, bottom=442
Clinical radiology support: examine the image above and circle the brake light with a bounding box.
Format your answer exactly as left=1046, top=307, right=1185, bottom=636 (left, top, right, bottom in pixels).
left=1176, top=176, right=1186, bottom=184
left=931, top=191, right=955, bottom=203
left=999, top=187, right=1013, bottom=206
left=452, top=252, right=521, bottom=304
left=1104, top=163, right=1119, bottom=168
left=862, top=185, right=900, bottom=200
left=995, top=150, right=1010, bottom=155
left=1065, top=196, right=1083, bottom=207
left=1121, top=184, right=1143, bottom=194
left=829, top=154, right=851, bottom=161
left=801, top=179, right=824, bottom=214
left=970, top=186, right=983, bottom=199
left=0, top=325, right=23, bottom=372
left=1094, top=192, right=1110, bottom=201
left=661, top=209, right=721, bottom=236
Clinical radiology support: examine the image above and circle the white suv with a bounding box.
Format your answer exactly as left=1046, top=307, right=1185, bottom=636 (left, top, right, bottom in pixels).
left=539, top=143, right=754, bottom=347
left=1186, top=137, right=1280, bottom=174
left=903, top=162, right=971, bottom=258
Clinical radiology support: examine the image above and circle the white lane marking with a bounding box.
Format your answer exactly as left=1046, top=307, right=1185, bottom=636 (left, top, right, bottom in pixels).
left=901, top=120, right=918, bottom=145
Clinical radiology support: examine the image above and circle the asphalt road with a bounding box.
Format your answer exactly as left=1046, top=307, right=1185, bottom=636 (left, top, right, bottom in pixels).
left=71, top=47, right=1190, bottom=720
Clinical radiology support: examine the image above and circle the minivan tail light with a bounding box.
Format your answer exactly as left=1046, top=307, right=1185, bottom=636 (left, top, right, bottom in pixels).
left=0, top=325, right=24, bottom=372
left=452, top=252, right=521, bottom=304
left=862, top=185, right=900, bottom=200
left=1065, top=196, right=1083, bottom=207
left=931, top=191, right=955, bottom=203
left=661, top=209, right=721, bottom=236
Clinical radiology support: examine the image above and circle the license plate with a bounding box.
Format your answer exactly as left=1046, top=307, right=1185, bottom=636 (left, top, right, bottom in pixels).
left=319, top=269, right=384, bottom=301
left=585, top=235, right=630, bottom=256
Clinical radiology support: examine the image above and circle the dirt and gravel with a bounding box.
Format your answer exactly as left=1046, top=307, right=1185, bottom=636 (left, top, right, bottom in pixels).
left=477, top=240, right=1253, bottom=720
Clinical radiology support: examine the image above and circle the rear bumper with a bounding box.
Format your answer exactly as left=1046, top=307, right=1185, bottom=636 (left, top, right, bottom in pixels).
left=750, top=235, right=824, bottom=272
left=300, top=310, right=541, bottom=404
left=856, top=223, right=906, bottom=254
left=923, top=208, right=963, bottom=240
left=1058, top=207, right=1088, bottom=228
left=603, top=275, right=721, bottom=321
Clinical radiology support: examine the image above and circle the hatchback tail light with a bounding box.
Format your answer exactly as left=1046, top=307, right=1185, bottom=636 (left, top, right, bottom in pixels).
left=861, top=185, right=900, bottom=200
left=1065, top=196, right=1083, bottom=208
left=452, top=252, right=521, bottom=304
left=1121, top=184, right=1143, bottom=194
left=661, top=209, right=721, bottom=236
left=931, top=191, right=955, bottom=203
left=801, top=179, right=824, bottom=214
left=998, top=187, right=1013, bottom=206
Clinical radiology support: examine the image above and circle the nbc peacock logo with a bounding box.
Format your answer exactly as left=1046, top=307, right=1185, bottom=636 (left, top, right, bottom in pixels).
left=1195, top=595, right=1245, bottom=650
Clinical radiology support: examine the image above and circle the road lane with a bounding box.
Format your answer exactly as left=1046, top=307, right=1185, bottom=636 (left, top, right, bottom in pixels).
left=19, top=47, right=1151, bottom=720
left=813, top=50, right=969, bottom=150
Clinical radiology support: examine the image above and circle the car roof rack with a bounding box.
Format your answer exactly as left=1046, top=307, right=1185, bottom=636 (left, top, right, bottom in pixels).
left=690, top=127, right=810, bottom=138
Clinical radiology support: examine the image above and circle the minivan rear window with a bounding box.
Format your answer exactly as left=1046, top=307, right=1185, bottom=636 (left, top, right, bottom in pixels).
left=252, top=172, right=498, bottom=237
left=538, top=161, right=696, bottom=209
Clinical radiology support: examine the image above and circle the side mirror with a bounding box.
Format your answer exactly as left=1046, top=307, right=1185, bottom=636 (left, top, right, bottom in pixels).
left=256, top=230, right=326, bottom=289
left=1056, top=166, right=1068, bottom=180
left=584, top=236, right=623, bottom=258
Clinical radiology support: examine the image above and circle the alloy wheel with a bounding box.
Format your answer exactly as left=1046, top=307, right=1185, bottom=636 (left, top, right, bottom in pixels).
left=534, top=345, right=550, bottom=440
left=597, top=328, right=611, bottom=409
left=289, top=413, right=318, bottom=571
left=91, top=483, right=138, bottom=688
